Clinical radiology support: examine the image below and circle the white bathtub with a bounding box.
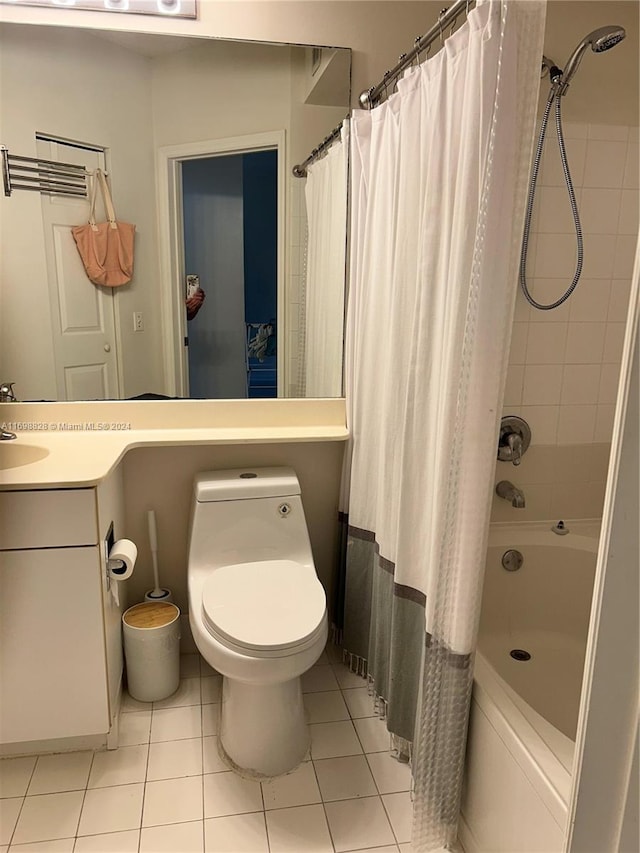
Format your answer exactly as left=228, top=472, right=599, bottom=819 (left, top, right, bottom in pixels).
left=460, top=520, right=599, bottom=853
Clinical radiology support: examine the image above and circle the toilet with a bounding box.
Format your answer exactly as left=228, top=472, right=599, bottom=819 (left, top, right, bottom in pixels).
left=187, top=467, right=328, bottom=778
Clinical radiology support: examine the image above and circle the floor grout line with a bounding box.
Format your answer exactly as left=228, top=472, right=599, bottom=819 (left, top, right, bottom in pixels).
left=2, top=649, right=410, bottom=853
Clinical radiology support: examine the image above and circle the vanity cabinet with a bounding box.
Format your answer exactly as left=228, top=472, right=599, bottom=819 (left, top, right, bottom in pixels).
left=0, top=483, right=123, bottom=748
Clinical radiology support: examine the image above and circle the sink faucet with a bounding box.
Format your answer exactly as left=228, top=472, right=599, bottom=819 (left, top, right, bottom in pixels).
left=496, top=480, right=526, bottom=508
left=0, top=382, right=17, bottom=402
left=0, top=382, right=17, bottom=439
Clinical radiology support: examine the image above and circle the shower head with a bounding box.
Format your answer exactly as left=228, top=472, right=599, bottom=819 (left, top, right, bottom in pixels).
left=559, top=26, right=626, bottom=92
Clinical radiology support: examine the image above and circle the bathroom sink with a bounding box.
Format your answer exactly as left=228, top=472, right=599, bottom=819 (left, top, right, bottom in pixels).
left=0, top=443, right=50, bottom=470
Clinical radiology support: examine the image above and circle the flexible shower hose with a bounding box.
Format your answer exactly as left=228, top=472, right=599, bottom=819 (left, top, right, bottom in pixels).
left=520, top=88, right=584, bottom=310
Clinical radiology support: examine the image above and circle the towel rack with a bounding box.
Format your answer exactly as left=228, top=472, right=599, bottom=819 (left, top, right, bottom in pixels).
left=2, top=146, right=89, bottom=198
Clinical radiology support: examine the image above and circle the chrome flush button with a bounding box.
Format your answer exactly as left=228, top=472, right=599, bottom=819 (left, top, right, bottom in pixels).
left=278, top=503, right=292, bottom=517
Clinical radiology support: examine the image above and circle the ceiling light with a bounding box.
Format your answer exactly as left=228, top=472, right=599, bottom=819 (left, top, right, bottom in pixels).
left=0, top=0, right=197, bottom=18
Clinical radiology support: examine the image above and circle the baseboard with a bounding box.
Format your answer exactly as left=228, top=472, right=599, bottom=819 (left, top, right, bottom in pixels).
left=0, top=733, right=107, bottom=758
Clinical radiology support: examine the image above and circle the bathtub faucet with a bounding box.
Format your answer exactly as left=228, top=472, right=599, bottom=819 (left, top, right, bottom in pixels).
left=507, top=432, right=523, bottom=465
left=496, top=480, right=526, bottom=508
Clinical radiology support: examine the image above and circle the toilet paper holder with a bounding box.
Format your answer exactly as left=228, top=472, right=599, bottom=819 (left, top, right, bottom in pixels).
left=104, top=522, right=116, bottom=589
left=104, top=523, right=137, bottom=582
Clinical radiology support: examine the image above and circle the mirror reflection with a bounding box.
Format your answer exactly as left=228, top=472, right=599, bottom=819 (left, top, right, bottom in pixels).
left=0, top=23, right=351, bottom=401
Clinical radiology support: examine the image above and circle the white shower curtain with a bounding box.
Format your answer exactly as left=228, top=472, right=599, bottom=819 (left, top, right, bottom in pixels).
left=343, top=0, right=546, bottom=848
left=302, top=125, right=349, bottom=397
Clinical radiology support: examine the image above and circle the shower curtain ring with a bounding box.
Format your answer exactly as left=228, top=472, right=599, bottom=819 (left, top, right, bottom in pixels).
left=413, top=35, right=422, bottom=66
left=439, top=8, right=448, bottom=44
left=383, top=69, right=391, bottom=100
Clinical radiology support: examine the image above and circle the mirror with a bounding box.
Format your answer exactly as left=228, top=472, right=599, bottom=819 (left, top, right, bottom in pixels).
left=0, top=22, right=350, bottom=402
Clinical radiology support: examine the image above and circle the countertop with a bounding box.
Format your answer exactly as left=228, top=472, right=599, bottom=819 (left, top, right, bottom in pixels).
left=0, top=399, right=349, bottom=489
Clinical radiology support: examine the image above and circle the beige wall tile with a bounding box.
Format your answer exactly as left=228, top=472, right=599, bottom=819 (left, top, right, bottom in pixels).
left=613, top=235, right=638, bottom=278
left=598, top=363, right=622, bottom=405
left=540, top=138, right=586, bottom=187
left=608, top=279, right=633, bottom=322
left=580, top=234, right=617, bottom=278
left=603, top=322, right=626, bottom=363
left=509, top=323, right=529, bottom=364
left=582, top=140, right=627, bottom=188
left=535, top=186, right=581, bottom=234
left=527, top=281, right=571, bottom=321
left=617, top=190, right=639, bottom=236
left=565, top=322, right=606, bottom=364
left=519, top=405, right=559, bottom=445
left=568, top=279, right=611, bottom=323
left=562, top=122, right=589, bottom=140
left=549, top=482, right=606, bottom=520
left=623, top=142, right=639, bottom=190
left=534, top=234, right=583, bottom=278
left=580, top=188, right=623, bottom=235
left=561, top=364, right=601, bottom=405
left=557, top=404, right=597, bottom=445
left=587, top=125, right=629, bottom=143
left=526, top=323, right=568, bottom=364
left=523, top=365, right=563, bottom=406
left=501, top=122, right=634, bottom=522
left=594, top=406, right=616, bottom=443
left=503, top=365, right=524, bottom=407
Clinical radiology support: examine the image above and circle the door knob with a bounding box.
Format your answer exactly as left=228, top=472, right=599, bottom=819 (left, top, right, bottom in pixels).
left=104, top=344, right=111, bottom=352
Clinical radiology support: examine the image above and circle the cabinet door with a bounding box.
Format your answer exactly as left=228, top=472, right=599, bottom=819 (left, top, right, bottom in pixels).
left=0, top=547, right=109, bottom=744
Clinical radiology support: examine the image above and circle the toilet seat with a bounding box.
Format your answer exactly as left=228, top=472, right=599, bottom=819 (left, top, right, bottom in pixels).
left=201, top=560, right=326, bottom=656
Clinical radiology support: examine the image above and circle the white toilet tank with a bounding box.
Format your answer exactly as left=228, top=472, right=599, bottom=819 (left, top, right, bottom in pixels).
left=188, top=467, right=315, bottom=572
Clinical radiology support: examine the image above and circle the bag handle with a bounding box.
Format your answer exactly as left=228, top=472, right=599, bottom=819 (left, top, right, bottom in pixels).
left=94, top=168, right=118, bottom=231
left=88, top=171, right=100, bottom=231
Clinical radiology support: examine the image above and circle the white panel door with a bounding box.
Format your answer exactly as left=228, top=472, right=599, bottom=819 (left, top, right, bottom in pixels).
left=38, top=139, right=120, bottom=400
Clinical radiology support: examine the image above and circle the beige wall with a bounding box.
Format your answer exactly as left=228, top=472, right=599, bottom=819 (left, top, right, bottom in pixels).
left=150, top=39, right=293, bottom=149
left=121, top=441, right=345, bottom=615
left=1, top=1, right=637, bottom=122
left=541, top=1, right=639, bottom=127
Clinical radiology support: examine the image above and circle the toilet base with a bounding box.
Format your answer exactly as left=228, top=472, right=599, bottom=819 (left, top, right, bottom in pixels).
left=219, top=675, right=309, bottom=778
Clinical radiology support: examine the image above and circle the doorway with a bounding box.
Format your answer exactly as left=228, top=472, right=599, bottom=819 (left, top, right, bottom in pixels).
left=156, top=131, right=285, bottom=399
left=181, top=150, right=278, bottom=399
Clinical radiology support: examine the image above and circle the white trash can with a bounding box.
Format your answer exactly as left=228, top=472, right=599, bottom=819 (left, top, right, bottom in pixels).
left=123, top=602, right=181, bottom=702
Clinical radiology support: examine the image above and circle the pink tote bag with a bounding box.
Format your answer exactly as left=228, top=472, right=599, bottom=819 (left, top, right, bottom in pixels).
left=72, top=169, right=135, bottom=287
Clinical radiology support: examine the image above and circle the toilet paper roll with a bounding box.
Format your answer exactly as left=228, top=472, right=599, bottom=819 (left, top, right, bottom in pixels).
left=108, top=538, right=138, bottom=582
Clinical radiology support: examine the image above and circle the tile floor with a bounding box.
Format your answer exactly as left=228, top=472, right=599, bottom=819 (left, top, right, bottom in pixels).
left=0, top=645, right=414, bottom=853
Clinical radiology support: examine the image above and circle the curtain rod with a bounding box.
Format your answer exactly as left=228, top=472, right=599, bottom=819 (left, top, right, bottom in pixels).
left=292, top=1, right=474, bottom=177
left=292, top=116, right=348, bottom=178
left=359, top=0, right=474, bottom=109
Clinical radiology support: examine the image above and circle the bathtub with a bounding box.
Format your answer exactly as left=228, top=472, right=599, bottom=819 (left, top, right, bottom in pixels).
left=460, top=520, right=599, bottom=853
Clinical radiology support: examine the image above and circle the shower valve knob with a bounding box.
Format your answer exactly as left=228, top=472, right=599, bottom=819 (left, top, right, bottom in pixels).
left=497, top=416, right=531, bottom=465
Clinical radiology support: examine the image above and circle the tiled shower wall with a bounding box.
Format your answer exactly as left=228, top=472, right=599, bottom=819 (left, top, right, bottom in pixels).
left=494, top=122, right=638, bottom=522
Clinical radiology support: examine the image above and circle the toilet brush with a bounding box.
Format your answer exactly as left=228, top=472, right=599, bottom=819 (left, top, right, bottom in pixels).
left=144, top=510, right=173, bottom=603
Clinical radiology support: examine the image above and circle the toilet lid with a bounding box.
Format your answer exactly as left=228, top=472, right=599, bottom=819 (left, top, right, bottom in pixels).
left=201, top=560, right=326, bottom=652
